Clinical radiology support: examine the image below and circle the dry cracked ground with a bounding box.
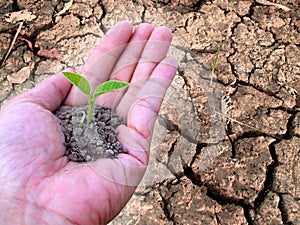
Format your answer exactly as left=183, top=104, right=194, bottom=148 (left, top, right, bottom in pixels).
left=0, top=0, right=300, bottom=224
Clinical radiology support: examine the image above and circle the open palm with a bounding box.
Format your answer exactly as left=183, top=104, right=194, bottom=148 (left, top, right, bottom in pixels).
left=0, top=22, right=177, bottom=225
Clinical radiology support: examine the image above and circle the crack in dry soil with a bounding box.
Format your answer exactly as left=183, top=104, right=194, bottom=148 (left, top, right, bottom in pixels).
left=1, top=0, right=299, bottom=224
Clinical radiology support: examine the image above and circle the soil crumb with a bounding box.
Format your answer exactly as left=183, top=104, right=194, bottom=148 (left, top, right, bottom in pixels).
left=55, top=105, right=126, bottom=162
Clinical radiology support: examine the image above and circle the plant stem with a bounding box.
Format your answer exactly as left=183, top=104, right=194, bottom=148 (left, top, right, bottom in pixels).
left=211, top=40, right=223, bottom=85
left=87, top=98, right=95, bottom=124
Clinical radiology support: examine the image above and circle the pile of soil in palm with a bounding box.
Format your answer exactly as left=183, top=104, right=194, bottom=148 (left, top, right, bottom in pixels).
left=54, top=105, right=126, bottom=162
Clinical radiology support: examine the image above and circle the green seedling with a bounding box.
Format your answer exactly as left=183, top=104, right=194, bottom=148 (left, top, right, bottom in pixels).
left=211, top=40, right=223, bottom=85
left=112, top=0, right=118, bottom=24
left=62, top=72, right=129, bottom=124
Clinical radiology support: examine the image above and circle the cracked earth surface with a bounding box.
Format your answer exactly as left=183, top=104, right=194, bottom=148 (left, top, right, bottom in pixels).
left=1, top=0, right=299, bottom=224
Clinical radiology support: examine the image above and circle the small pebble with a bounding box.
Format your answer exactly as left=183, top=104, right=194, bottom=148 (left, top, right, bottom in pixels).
left=106, top=149, right=115, bottom=155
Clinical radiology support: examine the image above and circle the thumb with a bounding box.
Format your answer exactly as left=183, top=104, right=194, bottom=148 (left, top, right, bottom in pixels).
left=5, top=68, right=75, bottom=112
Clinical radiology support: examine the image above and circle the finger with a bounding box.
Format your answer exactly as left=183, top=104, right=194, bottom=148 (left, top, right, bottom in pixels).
left=122, top=57, right=178, bottom=140
left=3, top=68, right=74, bottom=112
left=64, top=21, right=133, bottom=106
left=131, top=26, right=172, bottom=81
left=110, top=23, right=154, bottom=81
left=95, top=23, right=154, bottom=108
left=114, top=27, right=173, bottom=115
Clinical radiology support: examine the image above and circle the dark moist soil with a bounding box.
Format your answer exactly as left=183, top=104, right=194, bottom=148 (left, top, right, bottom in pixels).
left=54, top=105, right=126, bottom=162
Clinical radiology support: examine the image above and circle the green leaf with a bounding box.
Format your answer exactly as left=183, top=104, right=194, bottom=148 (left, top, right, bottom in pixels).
left=62, top=72, right=91, bottom=96
left=212, top=40, right=223, bottom=74
left=93, top=80, right=129, bottom=98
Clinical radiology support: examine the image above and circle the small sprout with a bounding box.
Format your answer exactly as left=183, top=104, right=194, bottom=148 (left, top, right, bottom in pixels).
left=211, top=40, right=223, bottom=85
left=62, top=72, right=129, bottom=124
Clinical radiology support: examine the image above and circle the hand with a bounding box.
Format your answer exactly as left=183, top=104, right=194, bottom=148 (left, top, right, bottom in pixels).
left=0, top=21, right=177, bottom=225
